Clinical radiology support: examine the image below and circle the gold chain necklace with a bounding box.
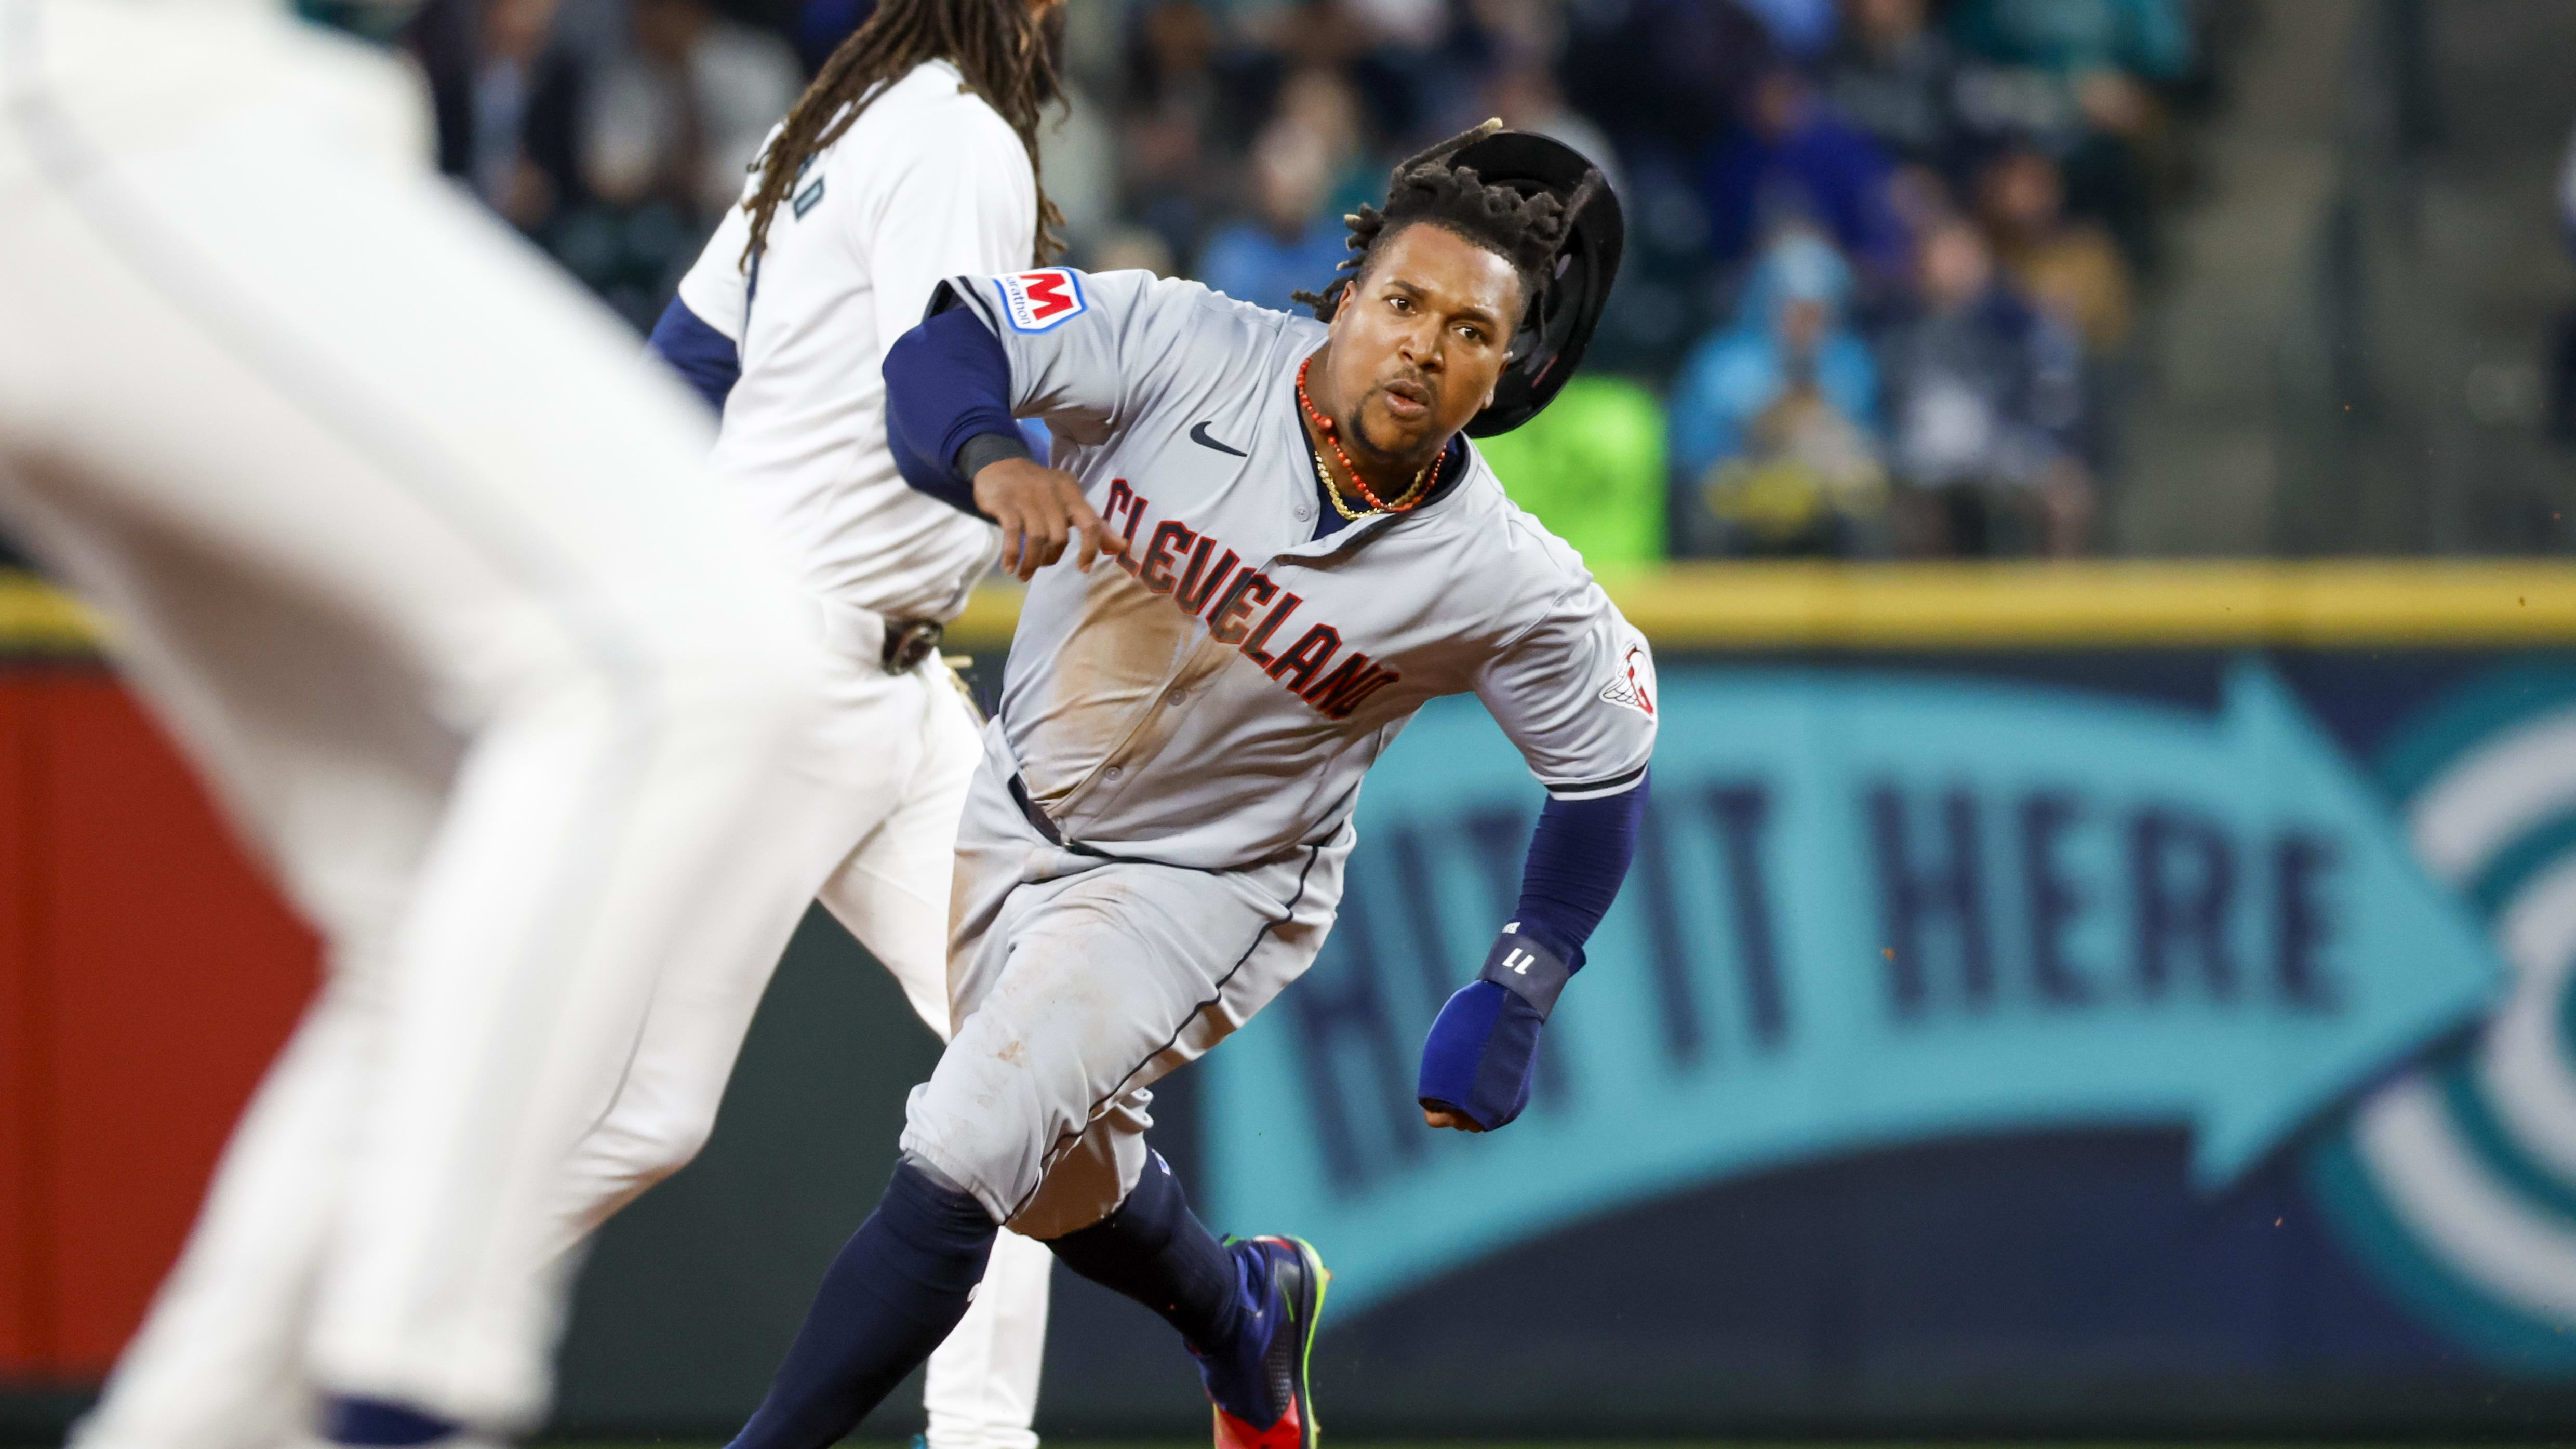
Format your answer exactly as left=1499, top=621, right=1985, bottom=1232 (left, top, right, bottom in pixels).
left=1311, top=440, right=1432, bottom=521
left=1298, top=356, right=1437, bottom=519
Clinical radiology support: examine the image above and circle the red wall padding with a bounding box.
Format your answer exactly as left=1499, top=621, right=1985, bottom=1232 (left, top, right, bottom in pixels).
left=0, top=668, right=318, bottom=1381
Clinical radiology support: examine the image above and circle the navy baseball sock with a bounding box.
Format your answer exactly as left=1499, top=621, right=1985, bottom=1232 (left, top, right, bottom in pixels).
left=324, top=1397, right=459, bottom=1446
left=727, top=1157, right=997, bottom=1449
left=1045, top=1153, right=1275, bottom=1423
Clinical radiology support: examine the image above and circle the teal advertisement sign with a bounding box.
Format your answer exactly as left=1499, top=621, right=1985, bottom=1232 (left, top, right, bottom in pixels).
left=2309, top=667, right=2576, bottom=1370
left=535, top=652, right=2576, bottom=1439
left=1205, top=659, right=2507, bottom=1322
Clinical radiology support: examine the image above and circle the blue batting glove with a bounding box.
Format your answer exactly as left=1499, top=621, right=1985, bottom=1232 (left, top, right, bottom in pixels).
left=1417, top=927, right=1574, bottom=1131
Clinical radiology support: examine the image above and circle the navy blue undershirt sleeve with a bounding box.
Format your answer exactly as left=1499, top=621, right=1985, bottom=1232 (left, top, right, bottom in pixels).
left=885, top=305, right=1027, bottom=519
left=1416, top=774, right=1648, bottom=1129
left=884, top=401, right=966, bottom=513
left=645, top=297, right=740, bottom=414
left=1510, top=775, right=1649, bottom=970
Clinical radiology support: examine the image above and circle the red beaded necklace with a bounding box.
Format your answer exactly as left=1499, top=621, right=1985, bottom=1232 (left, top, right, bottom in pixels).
left=1296, top=356, right=1438, bottom=515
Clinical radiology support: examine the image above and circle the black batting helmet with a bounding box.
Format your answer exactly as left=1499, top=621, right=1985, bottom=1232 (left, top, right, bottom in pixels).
left=1450, top=128, right=1624, bottom=437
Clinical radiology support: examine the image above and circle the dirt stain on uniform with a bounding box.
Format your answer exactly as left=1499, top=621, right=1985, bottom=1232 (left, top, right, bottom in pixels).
left=1023, top=564, right=1197, bottom=803
left=949, top=853, right=978, bottom=961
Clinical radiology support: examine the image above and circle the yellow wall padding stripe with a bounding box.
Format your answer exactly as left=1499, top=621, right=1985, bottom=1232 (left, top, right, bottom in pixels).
left=1603, top=561, right=2576, bottom=649
left=947, top=562, right=2576, bottom=653
left=0, top=571, right=107, bottom=655
left=946, top=580, right=1030, bottom=657
left=10, top=563, right=2575, bottom=660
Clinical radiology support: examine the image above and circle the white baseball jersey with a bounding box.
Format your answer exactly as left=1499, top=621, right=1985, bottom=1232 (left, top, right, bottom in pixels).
left=676, top=60, right=1031, bottom=622
left=655, top=58, right=1056, bottom=1449
left=5, top=2, right=846, bottom=1439
left=933, top=267, right=1659, bottom=872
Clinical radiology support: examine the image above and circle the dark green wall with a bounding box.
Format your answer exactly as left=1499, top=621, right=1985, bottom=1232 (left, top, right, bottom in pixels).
left=547, top=906, right=1208, bottom=1440
left=551, top=907, right=941, bottom=1435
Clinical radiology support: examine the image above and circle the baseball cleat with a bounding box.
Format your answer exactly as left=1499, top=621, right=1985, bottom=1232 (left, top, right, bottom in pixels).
left=1204, top=1235, right=1330, bottom=1449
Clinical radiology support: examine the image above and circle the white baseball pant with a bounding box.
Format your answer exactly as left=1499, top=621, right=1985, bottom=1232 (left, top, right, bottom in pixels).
left=543, top=615, right=1055, bottom=1449
left=0, top=4, right=842, bottom=1444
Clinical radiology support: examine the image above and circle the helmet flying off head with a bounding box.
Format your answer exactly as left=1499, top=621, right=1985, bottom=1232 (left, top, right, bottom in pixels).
left=1297, top=119, right=1627, bottom=437
left=1440, top=126, right=1625, bottom=437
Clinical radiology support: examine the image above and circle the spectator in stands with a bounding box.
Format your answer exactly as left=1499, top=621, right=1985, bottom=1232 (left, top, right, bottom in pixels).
left=795, top=0, right=874, bottom=75
left=1975, top=142, right=2132, bottom=354
left=1947, top=0, right=2192, bottom=272
left=1484, top=60, right=1624, bottom=200
left=1820, top=0, right=1968, bottom=176
left=1667, top=229, right=1887, bottom=556
left=1700, top=64, right=1911, bottom=284
left=1563, top=0, right=1774, bottom=163
left=582, top=0, right=802, bottom=222
left=1948, top=0, right=2193, bottom=88
left=1878, top=216, right=2091, bottom=555
left=1466, top=0, right=1560, bottom=64
left=535, top=0, right=795, bottom=329
left=1329, top=0, right=1476, bottom=140
left=1038, top=82, right=1123, bottom=259
left=1269, top=65, right=1379, bottom=217
left=1736, top=0, right=1837, bottom=60
left=1092, top=223, right=1179, bottom=277
left=412, top=0, right=584, bottom=234
left=1195, top=118, right=1350, bottom=311
left=1120, top=0, right=1232, bottom=265
left=1263, top=0, right=1391, bottom=72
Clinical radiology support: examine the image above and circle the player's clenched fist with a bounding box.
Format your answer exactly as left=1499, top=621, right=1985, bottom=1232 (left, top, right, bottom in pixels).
left=1417, top=927, right=1576, bottom=1132
left=972, top=458, right=1126, bottom=582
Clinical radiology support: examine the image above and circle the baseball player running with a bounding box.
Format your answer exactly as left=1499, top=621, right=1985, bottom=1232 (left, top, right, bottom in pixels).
left=2, top=6, right=843, bottom=1449
left=717, top=123, right=1654, bottom=1449
left=565, top=4, right=1067, bottom=1446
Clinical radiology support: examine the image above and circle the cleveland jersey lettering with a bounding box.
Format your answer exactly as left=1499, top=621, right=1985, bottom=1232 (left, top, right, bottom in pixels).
left=1102, top=479, right=1402, bottom=721
left=933, top=265, right=1654, bottom=871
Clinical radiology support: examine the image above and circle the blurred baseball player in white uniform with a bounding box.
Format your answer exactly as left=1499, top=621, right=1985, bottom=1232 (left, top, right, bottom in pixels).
left=570, top=4, right=1070, bottom=1446
left=0, top=4, right=846, bottom=1449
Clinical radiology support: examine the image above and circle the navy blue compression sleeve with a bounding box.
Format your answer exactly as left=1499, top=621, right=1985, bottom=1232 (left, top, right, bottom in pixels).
left=1415, top=776, right=1647, bottom=1129
left=884, top=305, right=1027, bottom=517
left=885, top=402, right=968, bottom=515
left=1512, top=777, right=1649, bottom=968
left=645, top=298, right=740, bottom=414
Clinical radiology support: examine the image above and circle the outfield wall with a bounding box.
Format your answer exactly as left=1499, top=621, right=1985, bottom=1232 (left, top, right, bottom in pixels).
left=11, top=564, right=2576, bottom=1439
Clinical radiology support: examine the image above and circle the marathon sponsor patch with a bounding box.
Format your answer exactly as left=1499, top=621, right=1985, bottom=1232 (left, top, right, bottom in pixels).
left=1599, top=640, right=1656, bottom=717
left=996, top=268, right=1086, bottom=332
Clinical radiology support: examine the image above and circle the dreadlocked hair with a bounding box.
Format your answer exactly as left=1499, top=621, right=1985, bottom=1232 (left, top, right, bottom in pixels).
left=738, top=0, right=1065, bottom=272
left=1290, top=119, right=1600, bottom=325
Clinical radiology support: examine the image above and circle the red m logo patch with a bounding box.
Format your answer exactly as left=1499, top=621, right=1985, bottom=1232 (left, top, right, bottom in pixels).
left=998, top=269, right=1087, bottom=332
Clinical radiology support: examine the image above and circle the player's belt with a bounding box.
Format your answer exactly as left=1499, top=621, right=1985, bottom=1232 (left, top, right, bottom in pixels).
left=880, top=618, right=944, bottom=674
left=1006, top=772, right=1068, bottom=845
left=809, top=595, right=945, bottom=674
left=1006, top=773, right=1112, bottom=859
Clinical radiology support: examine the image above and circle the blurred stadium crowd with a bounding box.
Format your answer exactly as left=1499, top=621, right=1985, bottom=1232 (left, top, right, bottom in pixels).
left=402, top=0, right=2255, bottom=563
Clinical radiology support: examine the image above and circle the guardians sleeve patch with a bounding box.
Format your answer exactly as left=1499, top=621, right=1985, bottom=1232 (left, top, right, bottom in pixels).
left=1599, top=640, right=1657, bottom=718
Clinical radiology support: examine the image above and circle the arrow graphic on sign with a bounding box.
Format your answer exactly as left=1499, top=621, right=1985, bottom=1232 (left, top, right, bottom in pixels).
left=1205, top=659, right=2504, bottom=1318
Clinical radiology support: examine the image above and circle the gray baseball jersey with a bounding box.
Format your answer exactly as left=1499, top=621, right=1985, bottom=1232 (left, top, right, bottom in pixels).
left=932, top=265, right=1658, bottom=873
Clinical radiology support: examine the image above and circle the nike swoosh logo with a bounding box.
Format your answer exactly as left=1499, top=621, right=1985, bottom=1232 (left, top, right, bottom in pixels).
left=1189, top=420, right=1248, bottom=457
